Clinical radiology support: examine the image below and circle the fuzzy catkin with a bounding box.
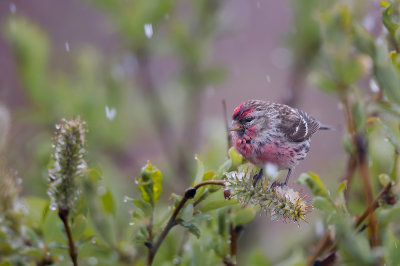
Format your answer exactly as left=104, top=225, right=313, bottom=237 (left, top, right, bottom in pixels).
left=225, top=169, right=311, bottom=223
left=48, top=117, right=87, bottom=212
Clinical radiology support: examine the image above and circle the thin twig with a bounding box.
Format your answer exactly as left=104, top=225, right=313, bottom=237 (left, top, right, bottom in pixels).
left=147, top=180, right=226, bottom=265
left=58, top=209, right=78, bottom=266
left=222, top=100, right=232, bottom=150
left=306, top=230, right=332, bottom=265
left=308, top=182, right=392, bottom=264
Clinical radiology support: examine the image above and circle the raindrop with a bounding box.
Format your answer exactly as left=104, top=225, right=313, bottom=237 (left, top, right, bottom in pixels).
left=265, top=163, right=278, bottom=178
left=105, top=106, right=117, bottom=121
left=369, top=79, right=379, bottom=93
left=395, top=241, right=398, bottom=248
left=91, top=238, right=96, bottom=244
left=384, top=138, right=389, bottom=142
left=129, top=222, right=135, bottom=226
left=266, top=75, right=271, bottom=83
left=97, top=186, right=106, bottom=196
left=9, top=2, right=16, bottom=14
left=49, top=203, right=57, bottom=211
left=88, top=257, right=98, bottom=265
left=65, top=42, right=70, bottom=52
left=144, top=24, right=153, bottom=39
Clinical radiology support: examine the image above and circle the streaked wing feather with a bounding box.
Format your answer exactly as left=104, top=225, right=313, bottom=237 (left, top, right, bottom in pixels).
left=279, top=107, right=321, bottom=142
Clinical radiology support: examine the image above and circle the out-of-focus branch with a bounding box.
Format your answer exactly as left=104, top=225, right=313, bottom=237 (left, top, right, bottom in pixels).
left=146, top=180, right=226, bottom=265
left=340, top=92, right=377, bottom=246
left=135, top=52, right=191, bottom=182
left=222, top=100, right=232, bottom=150
left=308, top=182, right=392, bottom=265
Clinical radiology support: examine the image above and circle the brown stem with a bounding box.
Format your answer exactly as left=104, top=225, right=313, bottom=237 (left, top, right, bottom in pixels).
left=147, top=180, right=226, bottom=265
left=308, top=182, right=392, bottom=264
left=341, top=94, right=377, bottom=246
left=228, top=223, right=242, bottom=264
left=306, top=230, right=332, bottom=266
left=58, top=209, right=78, bottom=266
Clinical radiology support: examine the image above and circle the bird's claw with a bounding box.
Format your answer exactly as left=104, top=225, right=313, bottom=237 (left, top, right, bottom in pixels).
left=252, top=169, right=263, bottom=188
left=270, top=181, right=287, bottom=190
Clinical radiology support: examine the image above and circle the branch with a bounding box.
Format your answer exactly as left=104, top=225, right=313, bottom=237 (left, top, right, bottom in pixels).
left=147, top=180, right=226, bottom=265
left=222, top=100, right=232, bottom=150
left=58, top=209, right=78, bottom=266
left=341, top=93, right=377, bottom=246
left=307, top=182, right=392, bottom=265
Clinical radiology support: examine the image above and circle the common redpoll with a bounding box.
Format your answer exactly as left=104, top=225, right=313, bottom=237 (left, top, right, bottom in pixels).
left=230, top=100, right=331, bottom=186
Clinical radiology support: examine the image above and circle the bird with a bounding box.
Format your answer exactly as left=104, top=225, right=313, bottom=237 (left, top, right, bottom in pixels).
left=229, top=100, right=332, bottom=187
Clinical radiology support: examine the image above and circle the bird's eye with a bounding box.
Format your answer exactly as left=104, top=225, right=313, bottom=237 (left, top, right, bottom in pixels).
left=243, top=117, right=254, bottom=123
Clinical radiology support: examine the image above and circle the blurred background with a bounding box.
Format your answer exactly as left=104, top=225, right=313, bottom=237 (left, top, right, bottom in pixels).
left=0, top=0, right=385, bottom=264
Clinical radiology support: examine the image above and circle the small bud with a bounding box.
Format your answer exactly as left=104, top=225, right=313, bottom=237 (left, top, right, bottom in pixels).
left=184, top=188, right=197, bottom=199
left=48, top=117, right=87, bottom=212
left=223, top=189, right=231, bottom=200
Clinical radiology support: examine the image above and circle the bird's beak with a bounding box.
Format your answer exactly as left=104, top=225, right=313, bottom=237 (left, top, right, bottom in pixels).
left=229, top=123, right=244, bottom=132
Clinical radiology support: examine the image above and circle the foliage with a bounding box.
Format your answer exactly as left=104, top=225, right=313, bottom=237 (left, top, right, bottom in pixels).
left=1, top=0, right=400, bottom=265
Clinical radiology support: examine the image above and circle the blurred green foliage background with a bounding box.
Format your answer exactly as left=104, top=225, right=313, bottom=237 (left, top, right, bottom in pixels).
left=1, top=0, right=400, bottom=265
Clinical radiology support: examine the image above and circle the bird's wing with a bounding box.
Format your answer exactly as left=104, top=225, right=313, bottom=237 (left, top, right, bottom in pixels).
left=278, top=107, right=321, bottom=142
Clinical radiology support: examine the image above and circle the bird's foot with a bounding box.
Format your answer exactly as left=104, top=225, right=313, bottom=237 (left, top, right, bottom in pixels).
left=252, top=169, right=264, bottom=188
left=270, top=181, right=288, bottom=190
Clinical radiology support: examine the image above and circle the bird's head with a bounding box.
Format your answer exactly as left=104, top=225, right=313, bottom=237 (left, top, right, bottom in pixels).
left=230, top=101, right=267, bottom=137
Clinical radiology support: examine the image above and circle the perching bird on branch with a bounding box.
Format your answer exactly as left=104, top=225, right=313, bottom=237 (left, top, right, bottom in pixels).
left=230, top=100, right=332, bottom=187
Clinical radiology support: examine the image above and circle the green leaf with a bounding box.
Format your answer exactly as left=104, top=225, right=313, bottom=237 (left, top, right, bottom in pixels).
left=297, top=172, right=330, bottom=198
left=177, top=219, right=200, bottom=238
left=313, top=196, right=335, bottom=213
left=352, top=101, right=366, bottom=131
left=384, top=227, right=400, bottom=265
left=378, top=119, right=400, bottom=151
left=132, top=199, right=153, bottom=217
left=199, top=199, right=238, bottom=213
left=379, top=173, right=391, bottom=186
left=311, top=72, right=337, bottom=93
left=193, top=155, right=205, bottom=186
left=337, top=180, right=348, bottom=213
left=379, top=206, right=400, bottom=227
left=100, top=188, right=116, bottom=215
left=353, top=23, right=376, bottom=57
left=138, top=161, right=163, bottom=206
left=373, top=43, right=400, bottom=104
left=382, top=3, right=400, bottom=37
left=233, top=206, right=258, bottom=225
left=180, top=203, right=194, bottom=222
left=229, top=147, right=244, bottom=170
left=72, top=214, right=87, bottom=240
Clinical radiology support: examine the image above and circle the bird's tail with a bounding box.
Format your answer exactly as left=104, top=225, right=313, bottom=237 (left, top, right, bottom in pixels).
left=319, top=124, right=334, bottom=130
